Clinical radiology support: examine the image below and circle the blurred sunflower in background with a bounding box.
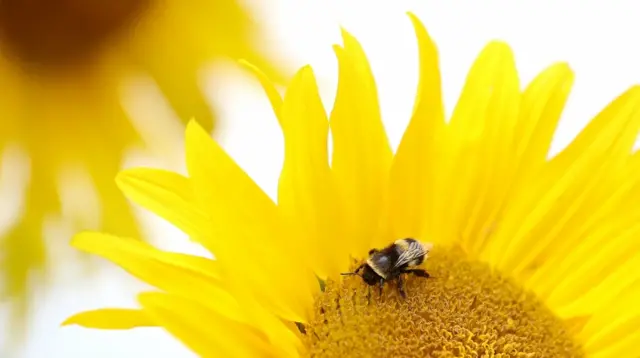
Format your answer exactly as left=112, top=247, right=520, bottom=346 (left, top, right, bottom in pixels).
left=63, top=12, right=640, bottom=358
left=0, top=0, right=280, bottom=334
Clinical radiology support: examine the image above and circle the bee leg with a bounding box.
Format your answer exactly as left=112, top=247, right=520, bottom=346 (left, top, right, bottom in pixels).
left=379, top=279, right=385, bottom=298
left=404, top=269, right=430, bottom=278
left=397, top=275, right=406, bottom=299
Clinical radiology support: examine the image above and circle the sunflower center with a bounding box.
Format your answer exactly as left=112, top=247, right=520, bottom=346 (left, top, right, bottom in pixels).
left=0, top=0, right=149, bottom=73
left=302, top=247, right=584, bottom=357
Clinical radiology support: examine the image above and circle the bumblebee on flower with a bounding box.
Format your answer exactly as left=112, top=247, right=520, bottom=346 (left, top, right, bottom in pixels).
left=63, top=12, right=640, bottom=358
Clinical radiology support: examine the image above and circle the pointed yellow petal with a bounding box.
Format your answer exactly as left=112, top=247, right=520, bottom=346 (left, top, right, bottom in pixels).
left=386, top=13, right=444, bottom=245
left=486, top=86, right=640, bottom=274
left=512, top=63, right=574, bottom=179
left=116, top=168, right=209, bottom=242
left=545, top=224, right=640, bottom=311
left=590, top=333, right=640, bottom=358
left=62, top=308, right=155, bottom=329
left=277, top=66, right=347, bottom=279
left=184, top=121, right=316, bottom=322
left=479, top=63, right=574, bottom=261
left=70, top=232, right=248, bottom=323
left=522, top=155, right=640, bottom=300
left=330, top=30, right=392, bottom=255
left=577, top=283, right=640, bottom=357
left=555, top=86, right=640, bottom=167
left=2, top=169, right=55, bottom=344
left=142, top=56, right=215, bottom=131
left=239, top=59, right=284, bottom=128
left=584, top=315, right=640, bottom=354
left=433, top=41, right=520, bottom=251
left=90, top=163, right=142, bottom=241
left=459, top=42, right=520, bottom=255
left=138, top=292, right=286, bottom=358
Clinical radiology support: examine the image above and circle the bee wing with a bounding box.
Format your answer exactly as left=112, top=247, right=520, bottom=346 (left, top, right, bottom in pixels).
left=393, top=240, right=427, bottom=269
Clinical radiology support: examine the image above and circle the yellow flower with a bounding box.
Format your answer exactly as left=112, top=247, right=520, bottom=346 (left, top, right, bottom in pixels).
left=0, top=0, right=279, bottom=320
left=64, top=12, right=640, bottom=357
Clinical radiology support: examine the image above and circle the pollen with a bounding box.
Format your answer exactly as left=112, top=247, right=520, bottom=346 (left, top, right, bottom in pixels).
left=302, top=248, right=585, bottom=357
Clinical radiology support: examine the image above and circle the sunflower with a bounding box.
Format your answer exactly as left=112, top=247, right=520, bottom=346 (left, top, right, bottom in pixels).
left=0, top=0, right=279, bottom=321
left=63, top=12, right=640, bottom=357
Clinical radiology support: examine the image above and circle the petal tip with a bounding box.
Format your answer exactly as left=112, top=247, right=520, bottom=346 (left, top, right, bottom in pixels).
left=60, top=316, right=76, bottom=327
left=552, top=62, right=575, bottom=80
left=486, top=40, right=513, bottom=53
left=296, top=65, right=317, bottom=88
left=480, top=40, right=515, bottom=63
left=407, top=11, right=429, bottom=35
left=60, top=311, right=94, bottom=328
left=339, top=26, right=351, bottom=39
left=339, top=27, right=359, bottom=48
left=70, top=231, right=96, bottom=249
left=297, top=65, right=315, bottom=81
left=406, top=11, right=421, bottom=24
left=114, top=169, right=134, bottom=187
left=186, top=118, right=206, bottom=135
left=185, top=118, right=212, bottom=145
left=332, top=44, right=344, bottom=54
left=238, top=59, right=264, bottom=78
left=544, top=62, right=574, bottom=79
left=137, top=292, right=167, bottom=309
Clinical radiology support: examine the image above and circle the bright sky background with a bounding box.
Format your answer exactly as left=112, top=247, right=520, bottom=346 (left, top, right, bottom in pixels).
left=5, top=0, right=640, bottom=357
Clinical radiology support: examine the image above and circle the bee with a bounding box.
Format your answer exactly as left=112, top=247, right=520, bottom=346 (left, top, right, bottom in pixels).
left=341, top=238, right=432, bottom=299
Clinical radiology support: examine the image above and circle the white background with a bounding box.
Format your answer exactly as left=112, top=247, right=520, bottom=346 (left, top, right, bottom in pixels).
left=3, top=0, right=640, bottom=357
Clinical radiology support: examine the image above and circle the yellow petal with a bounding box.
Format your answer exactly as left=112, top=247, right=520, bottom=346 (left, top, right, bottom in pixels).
left=590, top=333, right=640, bottom=358
left=554, top=86, right=640, bottom=167
left=434, top=41, right=519, bottom=250
left=70, top=232, right=248, bottom=323
left=486, top=85, right=640, bottom=274
left=522, top=155, right=640, bottom=302
left=2, top=171, right=52, bottom=339
left=386, top=12, right=444, bottom=245
left=132, top=2, right=217, bottom=131
left=511, top=63, right=574, bottom=180
left=116, top=168, right=209, bottom=243
left=277, top=66, right=347, bottom=279
left=138, top=292, right=288, bottom=358
left=62, top=308, right=155, bottom=329
left=479, top=63, right=574, bottom=261
left=239, top=59, right=284, bottom=128
left=578, top=282, right=640, bottom=357
left=242, top=63, right=339, bottom=276
left=330, top=29, right=392, bottom=255
left=545, top=221, right=640, bottom=311
left=584, top=313, right=640, bottom=354
left=184, top=121, right=316, bottom=322
left=90, top=159, right=142, bottom=242
left=463, top=43, right=520, bottom=255
left=152, top=65, right=215, bottom=130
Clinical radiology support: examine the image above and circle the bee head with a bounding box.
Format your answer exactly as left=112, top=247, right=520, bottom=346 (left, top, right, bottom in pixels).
left=361, top=264, right=381, bottom=286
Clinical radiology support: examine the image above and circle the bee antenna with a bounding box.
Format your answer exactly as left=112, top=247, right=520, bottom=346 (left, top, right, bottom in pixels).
left=341, top=264, right=365, bottom=277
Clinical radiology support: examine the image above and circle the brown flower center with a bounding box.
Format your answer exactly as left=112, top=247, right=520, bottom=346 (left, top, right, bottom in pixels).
left=0, top=0, right=149, bottom=73
left=302, top=248, right=585, bottom=357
